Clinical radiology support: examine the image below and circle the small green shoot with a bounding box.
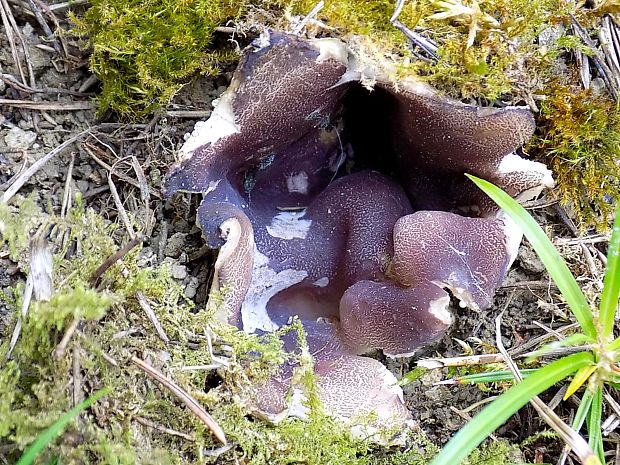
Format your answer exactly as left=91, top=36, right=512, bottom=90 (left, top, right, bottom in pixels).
left=15, top=387, right=111, bottom=465
left=429, top=174, right=620, bottom=465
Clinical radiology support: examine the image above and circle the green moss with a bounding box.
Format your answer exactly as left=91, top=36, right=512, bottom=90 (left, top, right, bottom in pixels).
left=403, top=0, right=572, bottom=100
left=461, top=440, right=521, bottom=464
left=530, top=86, right=620, bottom=228
left=70, top=0, right=246, bottom=117
left=0, top=196, right=45, bottom=261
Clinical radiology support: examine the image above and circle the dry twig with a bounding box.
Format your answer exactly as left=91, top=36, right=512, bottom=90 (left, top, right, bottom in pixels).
left=88, top=236, right=143, bottom=287
left=131, top=355, right=227, bottom=445
left=0, top=98, right=94, bottom=111
left=136, top=291, right=170, bottom=344
left=53, top=318, right=80, bottom=359
left=1, top=127, right=92, bottom=203
left=133, top=416, right=195, bottom=441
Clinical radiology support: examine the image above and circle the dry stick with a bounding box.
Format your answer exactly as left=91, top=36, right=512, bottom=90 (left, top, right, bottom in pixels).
left=575, top=48, right=591, bottom=90
left=556, top=235, right=610, bottom=246
left=609, top=17, right=620, bottom=78
left=600, top=17, right=620, bottom=83
left=501, top=280, right=558, bottom=290
left=0, top=73, right=94, bottom=96
left=176, top=364, right=223, bottom=372
left=0, top=0, right=26, bottom=84
left=548, top=384, right=569, bottom=411
left=100, top=351, right=118, bottom=367
left=136, top=291, right=170, bottom=344
left=602, top=391, right=620, bottom=435
left=604, top=391, right=620, bottom=419
left=165, top=110, right=212, bottom=118
left=422, top=324, right=580, bottom=370
left=3, top=0, right=39, bottom=128
left=78, top=75, right=99, bottom=93
left=131, top=356, right=227, bottom=445
left=0, top=98, right=94, bottom=111
left=53, top=317, right=80, bottom=359
left=292, top=0, right=324, bottom=35
left=60, top=152, right=75, bottom=218
left=26, top=0, right=61, bottom=55
left=391, top=0, right=438, bottom=59
left=131, top=156, right=150, bottom=203
left=5, top=274, right=33, bottom=361
left=532, top=320, right=566, bottom=341
left=83, top=143, right=162, bottom=199
left=130, top=155, right=154, bottom=236
left=88, top=236, right=143, bottom=287
left=7, top=0, right=89, bottom=13
left=107, top=164, right=136, bottom=240
left=494, top=312, right=597, bottom=465
left=204, top=442, right=236, bottom=458
left=571, top=15, right=619, bottom=99
left=511, top=323, right=580, bottom=356
left=420, top=347, right=590, bottom=370
left=1, top=128, right=92, bottom=203
left=133, top=416, right=195, bottom=441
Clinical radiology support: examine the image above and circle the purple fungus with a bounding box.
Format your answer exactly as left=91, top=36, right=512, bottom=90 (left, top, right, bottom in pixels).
left=165, top=31, right=554, bottom=435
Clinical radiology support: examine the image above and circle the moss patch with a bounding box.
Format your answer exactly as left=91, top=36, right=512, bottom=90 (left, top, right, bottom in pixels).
left=70, top=0, right=246, bottom=117
left=531, top=85, right=620, bottom=228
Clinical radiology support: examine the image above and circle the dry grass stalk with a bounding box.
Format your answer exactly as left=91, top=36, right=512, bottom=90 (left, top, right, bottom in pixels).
left=136, top=291, right=170, bottom=344
left=131, top=355, right=227, bottom=445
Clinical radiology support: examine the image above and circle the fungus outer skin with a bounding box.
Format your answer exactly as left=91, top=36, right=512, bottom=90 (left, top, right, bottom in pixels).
left=165, top=31, right=555, bottom=431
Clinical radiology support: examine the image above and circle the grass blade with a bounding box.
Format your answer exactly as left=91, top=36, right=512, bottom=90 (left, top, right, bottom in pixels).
left=16, top=387, right=111, bottom=465
left=572, top=388, right=594, bottom=432
left=599, top=206, right=620, bottom=339
left=430, top=352, right=594, bottom=465
left=564, top=365, right=597, bottom=400
left=466, top=174, right=595, bottom=338
left=443, top=369, right=538, bottom=384
left=586, top=386, right=604, bottom=464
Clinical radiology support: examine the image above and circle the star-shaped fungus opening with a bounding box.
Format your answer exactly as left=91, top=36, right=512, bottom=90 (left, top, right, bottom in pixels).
left=165, top=31, right=554, bottom=438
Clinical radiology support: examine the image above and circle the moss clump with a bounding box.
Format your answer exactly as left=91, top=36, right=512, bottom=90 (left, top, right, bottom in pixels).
left=404, top=0, right=572, bottom=101
left=70, top=0, right=247, bottom=117
left=531, top=86, right=620, bottom=228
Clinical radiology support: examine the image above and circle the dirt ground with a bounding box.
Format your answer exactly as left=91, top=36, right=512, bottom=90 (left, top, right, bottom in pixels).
left=0, top=2, right=615, bottom=465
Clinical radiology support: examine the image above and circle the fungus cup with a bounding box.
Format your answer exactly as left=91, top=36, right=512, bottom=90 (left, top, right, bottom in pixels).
left=165, top=31, right=554, bottom=437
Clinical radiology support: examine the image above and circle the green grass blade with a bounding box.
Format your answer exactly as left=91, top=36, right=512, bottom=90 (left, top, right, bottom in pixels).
left=599, top=206, right=620, bottom=339
left=15, top=387, right=111, bottom=465
left=586, top=387, right=604, bottom=464
left=450, top=369, right=538, bottom=384
left=467, top=174, right=595, bottom=338
left=430, top=352, right=594, bottom=465
left=608, top=335, right=620, bottom=351
left=572, top=388, right=594, bottom=432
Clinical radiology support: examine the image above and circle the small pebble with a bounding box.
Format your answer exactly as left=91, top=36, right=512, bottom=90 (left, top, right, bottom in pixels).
left=164, top=232, right=186, bottom=258
left=5, top=127, right=36, bottom=150
left=171, top=263, right=188, bottom=280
